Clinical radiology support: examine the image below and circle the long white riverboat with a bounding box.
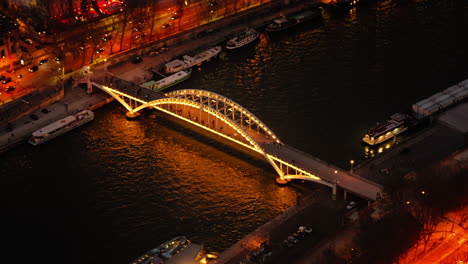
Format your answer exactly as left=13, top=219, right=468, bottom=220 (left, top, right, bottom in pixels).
left=226, top=28, right=259, bottom=49
left=28, top=110, right=94, bottom=146
left=129, top=236, right=218, bottom=264
left=164, top=46, right=221, bottom=73
left=142, top=68, right=192, bottom=92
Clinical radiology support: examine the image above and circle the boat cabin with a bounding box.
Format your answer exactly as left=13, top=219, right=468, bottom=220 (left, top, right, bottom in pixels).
left=362, top=113, right=410, bottom=145
left=165, top=59, right=186, bottom=73
left=266, top=17, right=290, bottom=30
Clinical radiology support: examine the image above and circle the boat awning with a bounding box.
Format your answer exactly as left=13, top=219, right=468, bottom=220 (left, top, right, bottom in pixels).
left=165, top=60, right=184, bottom=68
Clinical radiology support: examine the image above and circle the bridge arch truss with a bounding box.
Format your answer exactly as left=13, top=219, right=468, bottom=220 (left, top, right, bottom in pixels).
left=92, top=83, right=332, bottom=188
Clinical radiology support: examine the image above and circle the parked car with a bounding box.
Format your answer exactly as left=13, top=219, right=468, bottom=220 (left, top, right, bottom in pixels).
left=38, top=58, right=49, bottom=65
left=282, top=240, right=294, bottom=248
left=148, top=49, right=160, bottom=57
left=346, top=201, right=357, bottom=210
left=292, top=232, right=305, bottom=240
left=162, top=23, right=172, bottom=29
left=29, top=65, right=39, bottom=72
left=158, top=46, right=169, bottom=53
left=298, top=226, right=313, bottom=235
left=96, top=47, right=105, bottom=54
left=55, top=56, right=62, bottom=61
left=23, top=38, right=33, bottom=45
left=4, top=86, right=15, bottom=93
left=1, top=77, right=12, bottom=84
left=287, top=235, right=299, bottom=244
left=132, top=55, right=142, bottom=64
left=29, top=114, right=39, bottom=120
left=0, top=75, right=6, bottom=82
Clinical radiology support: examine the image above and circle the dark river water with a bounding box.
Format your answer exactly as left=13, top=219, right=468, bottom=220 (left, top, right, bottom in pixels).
left=2, top=0, right=467, bottom=263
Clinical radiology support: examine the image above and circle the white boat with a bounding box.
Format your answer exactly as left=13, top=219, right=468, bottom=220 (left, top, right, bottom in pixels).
left=362, top=113, right=412, bottom=146
left=165, top=46, right=221, bottom=73
left=28, top=110, right=94, bottom=146
left=142, top=68, right=192, bottom=92
left=226, top=28, right=259, bottom=49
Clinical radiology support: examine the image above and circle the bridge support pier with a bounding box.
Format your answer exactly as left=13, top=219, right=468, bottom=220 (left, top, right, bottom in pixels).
left=275, top=177, right=289, bottom=185
left=126, top=111, right=141, bottom=119
left=344, top=190, right=347, bottom=201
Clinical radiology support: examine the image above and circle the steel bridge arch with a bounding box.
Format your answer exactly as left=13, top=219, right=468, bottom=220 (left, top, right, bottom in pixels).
left=142, top=97, right=264, bottom=152
left=92, top=83, right=292, bottom=179
left=165, top=89, right=282, bottom=144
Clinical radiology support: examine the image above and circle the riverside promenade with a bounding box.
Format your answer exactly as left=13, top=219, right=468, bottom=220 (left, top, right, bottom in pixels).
left=0, top=0, right=317, bottom=153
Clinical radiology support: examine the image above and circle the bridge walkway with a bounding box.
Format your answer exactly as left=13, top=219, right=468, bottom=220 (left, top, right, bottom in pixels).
left=90, top=74, right=383, bottom=201
left=260, top=143, right=383, bottom=201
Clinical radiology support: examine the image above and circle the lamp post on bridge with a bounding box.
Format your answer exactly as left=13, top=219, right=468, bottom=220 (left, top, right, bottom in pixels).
left=349, top=160, right=354, bottom=174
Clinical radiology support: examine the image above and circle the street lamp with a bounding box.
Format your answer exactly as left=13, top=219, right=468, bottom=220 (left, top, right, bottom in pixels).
left=350, top=160, right=354, bottom=174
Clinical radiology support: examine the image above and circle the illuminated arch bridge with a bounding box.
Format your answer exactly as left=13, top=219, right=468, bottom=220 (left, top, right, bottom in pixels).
left=92, top=81, right=382, bottom=201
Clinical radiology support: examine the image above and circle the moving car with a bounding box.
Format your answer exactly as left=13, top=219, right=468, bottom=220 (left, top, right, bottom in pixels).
left=38, top=58, right=49, bottom=65
left=4, top=86, right=15, bottom=93
left=29, top=65, right=39, bottom=72
left=1, top=76, right=12, bottom=84
left=298, top=226, right=313, bottom=234
left=102, top=34, right=112, bottom=42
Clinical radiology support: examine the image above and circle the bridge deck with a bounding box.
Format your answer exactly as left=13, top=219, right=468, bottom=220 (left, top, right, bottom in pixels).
left=92, top=75, right=383, bottom=201
left=261, top=143, right=383, bottom=200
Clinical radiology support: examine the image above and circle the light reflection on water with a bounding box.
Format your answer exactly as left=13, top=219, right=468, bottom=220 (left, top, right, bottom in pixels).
left=78, top=108, right=300, bottom=262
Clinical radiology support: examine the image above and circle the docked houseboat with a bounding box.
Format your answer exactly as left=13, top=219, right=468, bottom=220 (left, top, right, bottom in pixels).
left=143, top=68, right=192, bottom=92
left=226, top=28, right=260, bottom=49
left=164, top=46, right=221, bottom=73
left=28, top=110, right=94, bottom=146
left=129, top=236, right=217, bottom=264
left=265, top=5, right=322, bottom=33
left=362, top=113, right=412, bottom=146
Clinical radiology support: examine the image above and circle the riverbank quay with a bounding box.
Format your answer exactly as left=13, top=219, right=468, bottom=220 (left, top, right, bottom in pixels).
left=105, top=0, right=321, bottom=81
left=213, top=187, right=349, bottom=264
left=0, top=84, right=112, bottom=153
left=353, top=99, right=468, bottom=186
left=0, top=0, right=319, bottom=154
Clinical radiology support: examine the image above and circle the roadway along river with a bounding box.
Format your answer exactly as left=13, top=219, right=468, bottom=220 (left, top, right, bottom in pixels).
left=2, top=1, right=467, bottom=263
